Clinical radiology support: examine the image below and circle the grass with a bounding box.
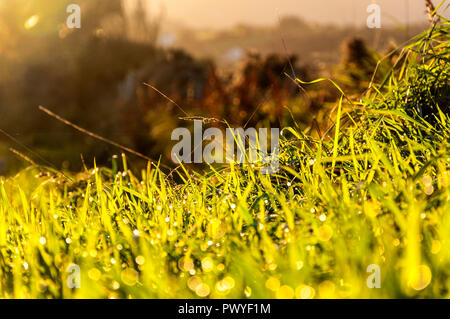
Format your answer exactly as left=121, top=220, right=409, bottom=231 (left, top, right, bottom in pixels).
left=0, top=20, right=449, bottom=299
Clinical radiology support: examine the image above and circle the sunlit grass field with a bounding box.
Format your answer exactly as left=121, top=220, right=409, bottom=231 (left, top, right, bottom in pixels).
left=0, top=22, right=449, bottom=299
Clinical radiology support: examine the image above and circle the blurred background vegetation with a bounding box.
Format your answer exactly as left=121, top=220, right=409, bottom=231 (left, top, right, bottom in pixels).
left=0, top=0, right=432, bottom=175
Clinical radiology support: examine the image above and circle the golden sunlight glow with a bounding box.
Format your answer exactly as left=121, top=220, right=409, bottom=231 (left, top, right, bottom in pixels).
left=24, top=15, right=40, bottom=30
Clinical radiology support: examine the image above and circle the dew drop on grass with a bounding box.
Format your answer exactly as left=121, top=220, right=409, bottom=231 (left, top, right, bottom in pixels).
left=201, top=257, right=214, bottom=272
left=265, top=277, right=280, bottom=292
left=296, top=285, right=315, bottom=299
left=112, top=281, right=120, bottom=290
left=88, top=268, right=101, bottom=281
left=195, top=283, right=210, bottom=297
left=317, top=225, right=333, bottom=241
left=422, top=175, right=433, bottom=187
left=424, top=185, right=434, bottom=195
left=431, top=240, right=441, bottom=254
left=135, top=256, right=145, bottom=265
left=121, top=268, right=139, bottom=286
left=408, top=265, right=432, bottom=291
left=244, top=286, right=252, bottom=297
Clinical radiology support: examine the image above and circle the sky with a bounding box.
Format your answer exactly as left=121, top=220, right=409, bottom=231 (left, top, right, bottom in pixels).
left=153, top=0, right=448, bottom=29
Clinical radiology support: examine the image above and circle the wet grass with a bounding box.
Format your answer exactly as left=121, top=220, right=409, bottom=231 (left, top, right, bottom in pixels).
left=0, top=21, right=449, bottom=299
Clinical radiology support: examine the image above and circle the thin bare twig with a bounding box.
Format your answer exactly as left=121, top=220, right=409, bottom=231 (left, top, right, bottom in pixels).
left=38, top=105, right=171, bottom=170
left=143, top=82, right=189, bottom=116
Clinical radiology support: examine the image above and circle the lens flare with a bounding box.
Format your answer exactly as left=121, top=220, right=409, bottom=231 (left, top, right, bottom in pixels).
left=24, top=15, right=40, bottom=30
